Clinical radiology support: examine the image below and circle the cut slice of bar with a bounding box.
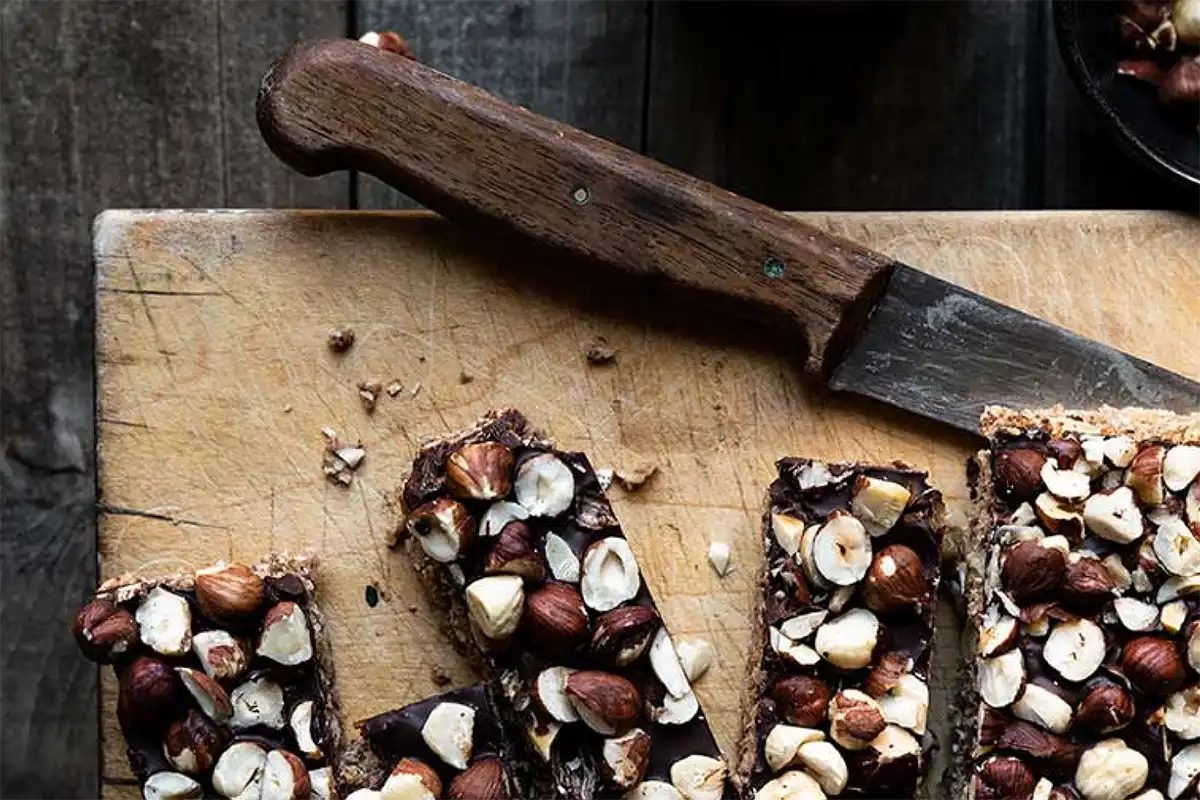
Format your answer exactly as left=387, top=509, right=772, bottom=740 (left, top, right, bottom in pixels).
left=73, top=554, right=341, bottom=800
left=339, top=685, right=518, bottom=799
left=399, top=409, right=729, bottom=799
left=735, top=458, right=946, bottom=799
left=957, top=406, right=1200, bottom=800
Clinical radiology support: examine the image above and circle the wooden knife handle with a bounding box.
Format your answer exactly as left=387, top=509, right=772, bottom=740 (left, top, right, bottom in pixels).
left=257, top=38, right=897, bottom=375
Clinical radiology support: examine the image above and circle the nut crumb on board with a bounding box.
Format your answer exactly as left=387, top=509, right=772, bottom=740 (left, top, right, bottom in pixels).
left=410, top=382, right=423, bottom=398
left=327, top=327, right=355, bottom=353
left=321, top=427, right=364, bottom=486
left=585, top=336, right=617, bottom=365
left=385, top=380, right=404, bottom=397
left=614, top=461, right=658, bottom=491
left=707, top=541, right=731, bottom=577
left=459, top=370, right=474, bottom=384
left=358, top=379, right=383, bottom=413
left=430, top=664, right=452, bottom=686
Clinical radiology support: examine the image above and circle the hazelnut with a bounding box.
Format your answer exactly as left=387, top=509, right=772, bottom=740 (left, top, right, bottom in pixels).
left=143, top=772, right=203, bottom=800
left=526, top=718, right=562, bottom=761
left=513, top=452, right=575, bottom=517
left=72, top=598, right=139, bottom=663
left=523, top=582, right=589, bottom=651
left=565, top=670, right=641, bottom=735
left=863, top=544, right=930, bottom=613
left=407, top=497, right=476, bottom=563
left=997, top=722, right=1082, bottom=768
left=814, top=608, right=880, bottom=670
left=309, top=768, right=332, bottom=800
left=649, top=628, right=691, bottom=699
left=1127, top=445, right=1166, bottom=506
left=753, top=771, right=824, bottom=800
left=383, top=757, right=442, bottom=800
left=772, top=675, right=832, bottom=727
left=1114, top=597, right=1160, bottom=632
left=769, top=628, right=821, bottom=669
left=864, top=652, right=910, bottom=697
left=979, top=649, right=1026, bottom=708
left=770, top=513, right=805, bottom=557
left=591, top=605, right=659, bottom=666
left=544, top=532, right=581, bottom=583
left=707, top=541, right=731, bottom=577
left=136, top=586, right=193, bottom=657
left=875, top=674, right=930, bottom=735
left=1041, top=460, right=1092, bottom=501
left=795, top=741, right=848, bottom=795
left=668, top=755, right=727, bottom=800
left=1153, top=517, right=1200, bottom=577
left=827, top=690, right=887, bottom=750
left=995, top=447, right=1047, bottom=502
left=260, top=750, right=309, bottom=800
left=212, top=741, right=268, bottom=800
left=479, top=500, right=529, bottom=539
left=776, top=610, right=827, bottom=642
left=447, top=757, right=507, bottom=800
left=1170, top=743, right=1200, bottom=800
left=1048, top=438, right=1084, bottom=468
left=763, top=724, right=824, bottom=773
left=1061, top=557, right=1117, bottom=610
left=1044, top=618, right=1106, bottom=682
left=1075, top=739, right=1148, bottom=800
left=810, top=512, right=872, bottom=586
left=192, top=630, right=250, bottom=682
left=1164, top=445, right=1200, bottom=493
left=1123, top=636, right=1186, bottom=695
left=675, top=637, right=714, bottom=683
left=420, top=701, right=475, bottom=770
left=257, top=602, right=313, bottom=666
left=1076, top=682, right=1135, bottom=734
left=649, top=688, right=700, bottom=726
left=446, top=442, right=513, bottom=500
left=484, top=521, right=548, bottom=582
left=1163, top=599, right=1190, bottom=633
left=118, top=655, right=183, bottom=730
left=164, top=709, right=229, bottom=773
left=290, top=700, right=323, bottom=760
left=849, top=475, right=912, bottom=536
left=533, top=665, right=580, bottom=723
left=581, top=537, right=641, bottom=612
left=176, top=667, right=232, bottom=724
left=230, top=675, right=286, bottom=730
left=978, top=607, right=1020, bottom=658
left=1002, top=540, right=1067, bottom=605
left=602, top=729, right=651, bottom=789
left=195, top=563, right=265, bottom=620
left=1163, top=685, right=1200, bottom=739
left=1012, top=683, right=1073, bottom=734
left=1036, top=492, right=1086, bottom=539
left=465, top=575, right=525, bottom=641
left=624, top=782, right=686, bottom=800
left=977, top=756, right=1035, bottom=799
left=1084, top=488, right=1146, bottom=544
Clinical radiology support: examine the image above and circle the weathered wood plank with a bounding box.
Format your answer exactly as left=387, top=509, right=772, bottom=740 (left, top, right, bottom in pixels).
left=355, top=0, right=649, bottom=209
left=646, top=1, right=1045, bottom=210
left=0, top=2, right=348, bottom=797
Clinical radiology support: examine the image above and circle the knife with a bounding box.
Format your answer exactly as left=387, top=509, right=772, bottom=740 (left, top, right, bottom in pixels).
left=256, top=39, right=1199, bottom=435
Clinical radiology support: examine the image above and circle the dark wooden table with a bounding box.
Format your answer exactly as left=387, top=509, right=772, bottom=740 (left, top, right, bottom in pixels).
left=0, top=1, right=1194, bottom=796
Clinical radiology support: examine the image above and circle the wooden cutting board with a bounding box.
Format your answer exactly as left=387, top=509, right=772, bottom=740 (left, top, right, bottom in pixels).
left=95, top=210, right=1200, bottom=797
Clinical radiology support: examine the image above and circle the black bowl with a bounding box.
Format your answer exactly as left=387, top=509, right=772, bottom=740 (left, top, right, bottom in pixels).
left=1054, top=0, right=1200, bottom=189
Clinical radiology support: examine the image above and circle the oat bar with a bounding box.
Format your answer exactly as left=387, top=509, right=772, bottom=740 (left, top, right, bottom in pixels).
left=735, top=459, right=946, bottom=799
left=400, top=409, right=729, bottom=799
left=959, top=406, right=1200, bottom=800
left=72, top=554, right=341, bottom=800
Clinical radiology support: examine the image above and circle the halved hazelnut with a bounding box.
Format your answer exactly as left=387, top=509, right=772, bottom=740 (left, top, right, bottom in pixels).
left=979, top=607, right=1020, bottom=657
left=649, top=628, right=691, bottom=699
left=309, top=768, right=331, bottom=800
left=675, top=636, right=713, bottom=682
left=1158, top=575, right=1200, bottom=603
left=770, top=513, right=805, bottom=557
left=768, top=628, right=821, bottom=668
left=1164, top=685, right=1200, bottom=740
left=777, top=611, right=827, bottom=642
left=591, top=605, right=659, bottom=666
left=814, top=608, right=879, bottom=670
left=447, top=757, right=506, bottom=800
left=828, top=689, right=886, bottom=751
left=484, top=522, right=548, bottom=582
left=1036, top=492, right=1085, bottom=538
left=1114, top=597, right=1159, bottom=631
left=514, top=452, right=575, bottom=517
left=624, top=781, right=686, bottom=800
left=1084, top=488, right=1146, bottom=544
left=863, top=544, right=930, bottom=613
left=1169, top=743, right=1200, bottom=799
left=176, top=667, right=232, bottom=724
left=290, top=700, right=322, bottom=760
left=772, top=675, right=832, bottom=727
left=1042, top=461, right=1092, bottom=501
left=763, top=724, right=824, bottom=773
left=407, top=497, right=476, bottom=563
left=447, top=441, right=513, bottom=500
left=581, top=537, right=641, bottom=612
left=811, top=512, right=872, bottom=586
left=534, top=666, right=580, bottom=723
left=72, top=598, right=139, bottom=663
left=143, top=771, right=203, bottom=800
left=1075, top=739, right=1148, bottom=800
left=136, top=586, right=193, bottom=657
left=261, top=750, right=309, bottom=800
left=1012, top=683, right=1073, bottom=734
left=849, top=475, right=911, bottom=536
left=797, top=523, right=827, bottom=590
left=382, top=758, right=442, bottom=800
left=796, top=740, right=848, bottom=795
left=421, top=701, right=475, bottom=769
left=649, top=688, right=699, bottom=725
left=867, top=724, right=922, bottom=765
left=1154, top=517, right=1200, bottom=576
left=258, top=601, right=313, bottom=665
left=163, top=708, right=228, bottom=774
left=566, top=670, right=641, bottom=735
left=230, top=675, right=285, bottom=730
left=195, top=563, right=264, bottom=620
left=668, top=754, right=726, bottom=800
left=465, top=575, right=525, bottom=641
left=1164, top=599, right=1189, bottom=633
left=192, top=630, right=250, bottom=682
left=875, top=674, right=929, bottom=735
left=602, top=729, right=652, bottom=790
left=480, top=500, right=529, bottom=538
left=1127, top=446, right=1167, bottom=506
left=212, top=742, right=268, bottom=800
left=1165, top=445, right=1200, bottom=493
left=545, top=532, right=581, bottom=583
left=752, top=771, right=824, bottom=800
left=1044, top=619, right=1106, bottom=681
left=1076, top=682, right=1135, bottom=734
left=979, top=649, right=1025, bottom=708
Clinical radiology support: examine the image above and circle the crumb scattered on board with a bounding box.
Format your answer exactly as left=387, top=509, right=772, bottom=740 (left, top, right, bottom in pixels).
left=595, top=467, right=614, bottom=492
left=327, top=327, right=355, bottom=353
left=614, top=461, right=658, bottom=491
left=358, top=379, right=383, bottom=413
left=322, top=427, right=365, bottom=486
left=459, top=370, right=474, bottom=384
left=585, top=336, right=617, bottom=365
left=430, top=664, right=452, bottom=686
left=385, top=380, right=404, bottom=397
left=410, top=382, right=423, bottom=398
left=708, top=541, right=731, bottom=577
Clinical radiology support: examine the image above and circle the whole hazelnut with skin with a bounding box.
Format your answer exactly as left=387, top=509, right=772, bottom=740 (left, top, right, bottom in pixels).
left=386, top=758, right=443, bottom=798
left=995, top=448, right=1047, bottom=502
left=163, top=708, right=229, bottom=774
left=1075, top=682, right=1136, bottom=734
left=590, top=605, right=659, bottom=666
left=1060, top=558, right=1116, bottom=610
left=446, top=441, right=514, bottom=501
left=1123, top=637, right=1186, bottom=696
left=447, top=757, right=507, bottom=800
left=977, top=756, right=1036, bottom=800
left=772, top=675, right=832, bottom=727
left=523, top=583, right=590, bottom=652
left=1047, top=439, right=1083, bottom=468
left=484, top=521, right=547, bottom=582
left=118, top=655, right=183, bottom=731
left=1001, top=540, right=1066, bottom=605
left=72, top=598, right=139, bottom=663
left=863, top=545, right=931, bottom=614
left=195, top=562, right=265, bottom=620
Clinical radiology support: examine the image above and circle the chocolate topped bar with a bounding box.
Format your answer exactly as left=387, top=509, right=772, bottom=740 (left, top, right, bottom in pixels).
left=961, top=406, right=1200, bottom=800
left=736, top=458, right=946, bottom=799
left=399, top=409, right=729, bottom=799
left=72, top=554, right=341, bottom=800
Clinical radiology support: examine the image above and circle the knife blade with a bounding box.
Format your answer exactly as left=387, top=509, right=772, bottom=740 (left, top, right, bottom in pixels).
left=256, top=39, right=1200, bottom=434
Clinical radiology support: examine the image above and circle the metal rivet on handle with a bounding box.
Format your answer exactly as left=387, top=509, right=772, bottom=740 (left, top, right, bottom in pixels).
left=763, top=258, right=786, bottom=278
left=571, top=186, right=590, bottom=206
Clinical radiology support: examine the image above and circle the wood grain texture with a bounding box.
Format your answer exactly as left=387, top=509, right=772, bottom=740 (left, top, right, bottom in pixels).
left=354, top=0, right=649, bottom=209
left=94, top=210, right=1200, bottom=797
left=646, top=1, right=1046, bottom=210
